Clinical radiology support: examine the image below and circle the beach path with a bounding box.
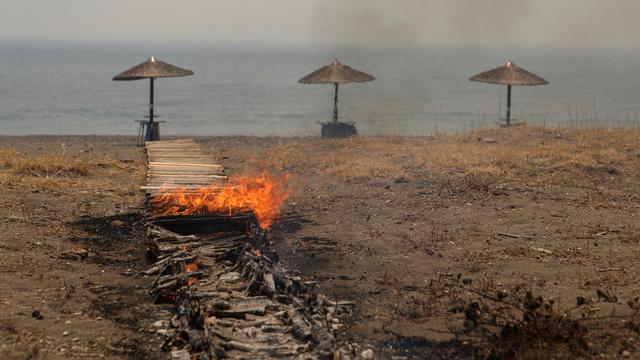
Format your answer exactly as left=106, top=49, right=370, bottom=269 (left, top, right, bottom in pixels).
left=141, top=139, right=226, bottom=204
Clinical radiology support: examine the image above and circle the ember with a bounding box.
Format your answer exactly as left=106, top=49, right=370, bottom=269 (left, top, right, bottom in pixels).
left=151, top=172, right=290, bottom=229
left=185, top=263, right=198, bottom=272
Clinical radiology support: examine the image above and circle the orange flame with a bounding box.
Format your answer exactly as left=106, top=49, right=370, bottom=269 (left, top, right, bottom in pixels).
left=187, top=277, right=197, bottom=286
left=151, top=172, right=290, bottom=229
left=185, top=263, right=198, bottom=272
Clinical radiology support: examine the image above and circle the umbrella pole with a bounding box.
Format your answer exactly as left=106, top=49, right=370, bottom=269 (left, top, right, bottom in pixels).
left=506, top=85, right=512, bottom=127
left=333, top=83, right=339, bottom=123
left=145, top=78, right=155, bottom=141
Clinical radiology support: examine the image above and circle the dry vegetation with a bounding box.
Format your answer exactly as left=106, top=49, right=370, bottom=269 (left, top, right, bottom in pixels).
left=248, top=126, right=640, bottom=192
left=0, top=148, right=90, bottom=190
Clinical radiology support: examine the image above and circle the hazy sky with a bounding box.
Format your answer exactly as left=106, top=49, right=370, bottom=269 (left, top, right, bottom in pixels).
left=2, top=0, right=640, bottom=48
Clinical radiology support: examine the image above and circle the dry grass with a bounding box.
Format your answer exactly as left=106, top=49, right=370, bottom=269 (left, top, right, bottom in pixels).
left=246, top=126, right=640, bottom=191
left=0, top=149, right=90, bottom=190
left=0, top=149, right=89, bottom=177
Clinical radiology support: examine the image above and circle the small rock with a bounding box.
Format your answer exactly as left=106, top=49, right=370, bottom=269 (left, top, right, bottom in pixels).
left=361, top=349, right=375, bottom=359
left=62, top=331, right=69, bottom=337
left=621, top=350, right=631, bottom=357
left=110, top=220, right=125, bottom=228
left=31, top=310, right=44, bottom=320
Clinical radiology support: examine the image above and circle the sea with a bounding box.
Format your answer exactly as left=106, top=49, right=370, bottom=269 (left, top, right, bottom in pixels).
left=2, top=41, right=640, bottom=136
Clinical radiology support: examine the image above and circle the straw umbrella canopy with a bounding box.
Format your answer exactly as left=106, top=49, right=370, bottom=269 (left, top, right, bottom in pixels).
left=469, top=60, right=548, bottom=127
left=298, top=59, right=375, bottom=123
left=113, top=56, right=193, bottom=140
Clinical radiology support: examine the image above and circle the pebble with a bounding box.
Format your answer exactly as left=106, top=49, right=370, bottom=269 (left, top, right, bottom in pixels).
left=62, top=331, right=69, bottom=337
left=622, top=350, right=631, bottom=357
left=31, top=310, right=44, bottom=320
left=361, top=349, right=375, bottom=359
left=110, top=220, right=125, bottom=228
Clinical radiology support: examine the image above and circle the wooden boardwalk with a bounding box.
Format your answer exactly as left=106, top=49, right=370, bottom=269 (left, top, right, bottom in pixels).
left=142, top=139, right=226, bottom=201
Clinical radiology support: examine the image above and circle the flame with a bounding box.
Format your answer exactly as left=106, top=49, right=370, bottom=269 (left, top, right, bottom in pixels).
left=255, top=250, right=262, bottom=257
left=151, top=172, right=290, bottom=229
left=185, top=263, right=198, bottom=272
left=187, top=277, right=197, bottom=286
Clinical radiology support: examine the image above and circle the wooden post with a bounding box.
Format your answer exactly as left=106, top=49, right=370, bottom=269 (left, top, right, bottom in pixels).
left=506, top=84, right=512, bottom=127
left=332, top=83, right=339, bottom=123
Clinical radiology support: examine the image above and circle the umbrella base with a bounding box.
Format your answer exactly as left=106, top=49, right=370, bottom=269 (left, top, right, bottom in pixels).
left=497, top=119, right=526, bottom=128
left=320, top=121, right=358, bottom=138
left=136, top=120, right=164, bottom=146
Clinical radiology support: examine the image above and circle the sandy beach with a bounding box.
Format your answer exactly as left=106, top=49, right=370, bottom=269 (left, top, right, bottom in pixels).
left=1, top=127, right=639, bottom=359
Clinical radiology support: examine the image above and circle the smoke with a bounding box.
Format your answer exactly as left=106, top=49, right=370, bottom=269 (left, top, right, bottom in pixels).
left=311, top=2, right=418, bottom=47
left=310, top=0, right=640, bottom=48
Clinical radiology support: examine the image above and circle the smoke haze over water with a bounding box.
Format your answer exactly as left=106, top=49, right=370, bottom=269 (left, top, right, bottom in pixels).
left=2, top=0, right=640, bottom=49
left=311, top=0, right=640, bottom=49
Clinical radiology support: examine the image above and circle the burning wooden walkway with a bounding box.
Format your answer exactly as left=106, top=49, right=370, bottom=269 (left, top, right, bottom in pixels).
left=142, top=138, right=226, bottom=199
left=140, top=139, right=352, bottom=359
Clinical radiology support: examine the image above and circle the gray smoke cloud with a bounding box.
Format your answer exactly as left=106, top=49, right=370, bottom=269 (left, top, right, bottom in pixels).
left=1, top=0, right=640, bottom=48
left=310, top=0, right=640, bottom=48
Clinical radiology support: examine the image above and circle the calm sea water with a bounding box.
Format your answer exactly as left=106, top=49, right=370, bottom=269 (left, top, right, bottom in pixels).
left=1, top=42, right=640, bottom=136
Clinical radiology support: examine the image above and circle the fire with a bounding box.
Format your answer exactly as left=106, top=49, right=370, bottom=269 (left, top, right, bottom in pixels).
left=185, top=263, right=198, bottom=272
left=187, top=277, right=197, bottom=286
left=151, top=172, right=290, bottom=229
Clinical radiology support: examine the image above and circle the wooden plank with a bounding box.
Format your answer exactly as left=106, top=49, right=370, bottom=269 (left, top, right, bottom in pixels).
left=147, top=147, right=201, bottom=150
left=149, top=158, right=216, bottom=162
left=147, top=147, right=201, bottom=151
left=147, top=179, right=222, bottom=184
left=149, top=164, right=223, bottom=168
left=148, top=167, right=222, bottom=171
left=146, top=140, right=196, bottom=146
left=149, top=168, right=223, bottom=173
left=148, top=174, right=226, bottom=178
left=149, top=170, right=225, bottom=176
left=149, top=162, right=224, bottom=168
left=149, top=156, right=216, bottom=159
left=144, top=138, right=228, bottom=211
left=146, top=179, right=224, bottom=184
left=147, top=149, right=202, bottom=153
left=147, top=176, right=227, bottom=183
left=147, top=180, right=225, bottom=184
left=142, top=185, right=224, bottom=190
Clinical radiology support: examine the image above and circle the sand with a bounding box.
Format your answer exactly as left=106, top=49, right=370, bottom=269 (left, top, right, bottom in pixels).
left=1, top=127, right=640, bottom=359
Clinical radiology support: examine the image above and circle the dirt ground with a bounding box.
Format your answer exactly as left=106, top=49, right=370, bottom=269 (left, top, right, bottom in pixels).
left=2, top=127, right=640, bottom=359
left=0, top=136, right=166, bottom=359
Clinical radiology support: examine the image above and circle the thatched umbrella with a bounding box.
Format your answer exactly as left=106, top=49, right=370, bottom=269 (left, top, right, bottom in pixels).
left=469, top=60, right=548, bottom=127
left=298, top=59, right=375, bottom=123
left=113, top=56, right=193, bottom=141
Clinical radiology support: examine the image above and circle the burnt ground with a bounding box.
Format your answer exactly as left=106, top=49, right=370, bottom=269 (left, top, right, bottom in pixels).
left=2, top=128, right=640, bottom=359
